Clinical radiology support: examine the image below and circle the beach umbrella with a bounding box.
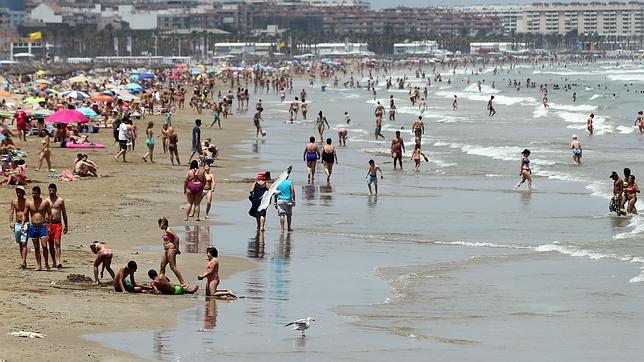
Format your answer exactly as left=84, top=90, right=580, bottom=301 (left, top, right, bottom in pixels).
left=128, top=74, right=141, bottom=80
left=0, top=90, right=12, bottom=97
left=91, top=94, right=113, bottom=102
left=100, top=90, right=116, bottom=95
left=118, top=93, right=140, bottom=102
left=45, top=109, right=89, bottom=124
left=34, top=79, right=51, bottom=85
left=61, top=90, right=90, bottom=99
left=68, top=75, right=89, bottom=83
left=43, top=88, right=57, bottom=95
left=168, top=74, right=179, bottom=80
left=35, top=70, right=46, bottom=75
left=31, top=109, right=54, bottom=117
left=125, top=83, right=143, bottom=93
left=139, top=72, right=155, bottom=79
left=23, top=96, right=46, bottom=104
left=77, top=107, right=97, bottom=118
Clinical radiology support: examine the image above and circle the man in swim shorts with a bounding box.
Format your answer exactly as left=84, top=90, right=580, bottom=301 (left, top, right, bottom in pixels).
left=275, top=175, right=296, bottom=232
left=366, top=159, right=383, bottom=195
left=23, top=186, right=52, bottom=271
left=46, top=183, right=68, bottom=269
left=148, top=269, right=199, bottom=295
left=10, top=186, right=28, bottom=269
left=391, top=131, right=405, bottom=170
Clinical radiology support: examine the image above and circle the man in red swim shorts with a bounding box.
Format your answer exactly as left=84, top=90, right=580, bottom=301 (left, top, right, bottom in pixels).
left=46, top=183, right=68, bottom=269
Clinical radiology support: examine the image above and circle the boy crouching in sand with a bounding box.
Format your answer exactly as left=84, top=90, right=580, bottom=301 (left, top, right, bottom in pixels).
left=114, top=260, right=144, bottom=294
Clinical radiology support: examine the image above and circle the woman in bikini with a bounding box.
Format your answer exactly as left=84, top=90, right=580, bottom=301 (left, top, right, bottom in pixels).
left=90, top=241, right=114, bottom=285
left=625, top=174, right=640, bottom=214
left=516, top=149, right=533, bottom=190
left=158, top=217, right=187, bottom=286
left=316, top=111, right=330, bottom=141
left=411, top=144, right=427, bottom=171
left=36, top=133, right=53, bottom=172
left=198, top=247, right=236, bottom=299
left=161, top=123, right=169, bottom=154
left=184, top=160, right=206, bottom=221
left=321, top=138, right=337, bottom=182
left=303, top=137, right=320, bottom=182
left=142, top=121, right=155, bottom=163
left=203, top=164, right=216, bottom=220
left=167, top=127, right=180, bottom=166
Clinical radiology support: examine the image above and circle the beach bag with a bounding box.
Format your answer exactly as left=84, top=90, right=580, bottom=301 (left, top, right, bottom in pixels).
left=609, top=196, right=618, bottom=212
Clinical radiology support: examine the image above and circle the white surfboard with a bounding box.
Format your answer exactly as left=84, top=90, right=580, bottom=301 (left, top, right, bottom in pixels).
left=258, top=165, right=292, bottom=212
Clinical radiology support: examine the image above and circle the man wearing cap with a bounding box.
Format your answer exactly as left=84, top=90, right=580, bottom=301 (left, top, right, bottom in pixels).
left=610, top=171, right=625, bottom=216
left=9, top=186, right=28, bottom=268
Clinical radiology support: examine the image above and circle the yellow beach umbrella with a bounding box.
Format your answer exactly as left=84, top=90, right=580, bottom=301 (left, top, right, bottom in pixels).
left=35, top=69, right=47, bottom=75
left=68, top=75, right=89, bottom=83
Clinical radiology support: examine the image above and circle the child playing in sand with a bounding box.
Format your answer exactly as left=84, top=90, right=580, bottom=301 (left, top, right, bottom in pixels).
left=366, top=159, right=383, bottom=195
left=198, top=247, right=237, bottom=299
left=90, top=241, right=115, bottom=285
left=114, top=260, right=143, bottom=294
left=14, top=211, right=29, bottom=269
left=148, top=269, right=199, bottom=295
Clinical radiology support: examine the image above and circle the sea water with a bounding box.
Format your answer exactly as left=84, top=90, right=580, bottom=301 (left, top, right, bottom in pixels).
left=86, top=61, right=644, bottom=360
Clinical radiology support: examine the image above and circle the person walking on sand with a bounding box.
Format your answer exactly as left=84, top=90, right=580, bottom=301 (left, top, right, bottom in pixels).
left=45, top=183, right=68, bottom=269
left=587, top=113, right=594, bottom=136
left=168, top=127, right=180, bottom=166
left=321, top=138, right=338, bottom=181
left=161, top=124, right=169, bottom=154
left=253, top=111, right=264, bottom=138
left=142, top=121, right=155, bottom=163
left=203, top=164, right=216, bottom=220
left=198, top=247, right=237, bottom=298
left=515, top=149, right=532, bottom=190
left=158, top=217, right=188, bottom=286
left=23, top=186, right=52, bottom=271
left=36, top=133, right=53, bottom=172
left=184, top=160, right=206, bottom=221
left=275, top=173, right=295, bottom=232
left=114, top=118, right=131, bottom=162
left=90, top=241, right=115, bottom=284
left=487, top=95, right=496, bottom=116
left=316, top=111, right=330, bottom=141
left=391, top=131, right=405, bottom=170
left=303, top=137, right=320, bottom=183
left=570, top=135, right=582, bottom=165
left=9, top=186, right=28, bottom=269
left=366, top=159, right=383, bottom=195
left=249, top=172, right=268, bottom=231
left=188, top=119, right=202, bottom=162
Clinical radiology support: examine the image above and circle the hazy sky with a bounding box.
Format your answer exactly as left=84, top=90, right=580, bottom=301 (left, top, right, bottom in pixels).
left=368, top=0, right=597, bottom=8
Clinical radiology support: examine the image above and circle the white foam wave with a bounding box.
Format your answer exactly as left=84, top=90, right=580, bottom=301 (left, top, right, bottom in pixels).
left=613, top=215, right=644, bottom=240
left=435, top=90, right=538, bottom=106
left=617, top=125, right=635, bottom=134
left=589, top=94, right=601, bottom=101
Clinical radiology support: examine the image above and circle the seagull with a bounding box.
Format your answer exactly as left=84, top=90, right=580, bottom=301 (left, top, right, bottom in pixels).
left=284, top=317, right=315, bottom=337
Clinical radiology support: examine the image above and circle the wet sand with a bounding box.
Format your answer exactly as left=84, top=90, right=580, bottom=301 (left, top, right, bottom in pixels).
left=0, top=104, right=259, bottom=361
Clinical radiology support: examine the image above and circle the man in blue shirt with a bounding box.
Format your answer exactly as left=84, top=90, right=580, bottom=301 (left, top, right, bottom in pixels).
left=275, top=176, right=295, bottom=232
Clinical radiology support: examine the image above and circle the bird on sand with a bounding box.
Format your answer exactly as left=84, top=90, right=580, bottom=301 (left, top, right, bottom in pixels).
left=284, top=317, right=315, bottom=337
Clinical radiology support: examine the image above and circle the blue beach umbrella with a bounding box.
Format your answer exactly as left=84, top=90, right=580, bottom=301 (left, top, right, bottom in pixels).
left=125, top=83, right=143, bottom=93
left=77, top=107, right=98, bottom=118
left=128, top=74, right=141, bottom=80
left=139, top=72, right=155, bottom=79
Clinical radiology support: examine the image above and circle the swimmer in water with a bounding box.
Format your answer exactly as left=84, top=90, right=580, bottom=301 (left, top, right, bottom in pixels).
left=587, top=113, right=594, bottom=136
left=635, top=111, right=644, bottom=134
left=570, top=135, right=582, bottom=165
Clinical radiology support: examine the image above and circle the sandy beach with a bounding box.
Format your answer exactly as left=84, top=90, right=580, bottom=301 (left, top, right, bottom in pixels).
left=0, top=104, right=258, bottom=361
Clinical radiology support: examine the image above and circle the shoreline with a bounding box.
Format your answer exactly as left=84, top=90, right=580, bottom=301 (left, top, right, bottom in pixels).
left=0, top=101, right=262, bottom=361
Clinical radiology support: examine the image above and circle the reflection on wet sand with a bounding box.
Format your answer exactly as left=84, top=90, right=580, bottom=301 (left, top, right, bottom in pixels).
left=318, top=183, right=334, bottom=206
left=153, top=331, right=172, bottom=360
left=183, top=225, right=212, bottom=254
left=301, top=184, right=317, bottom=205
left=519, top=190, right=532, bottom=210
left=203, top=298, right=218, bottom=330
left=248, top=231, right=265, bottom=258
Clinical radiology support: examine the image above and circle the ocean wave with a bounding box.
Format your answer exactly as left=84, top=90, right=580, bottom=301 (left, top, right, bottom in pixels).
left=613, top=215, right=644, bottom=240
left=435, top=90, right=538, bottom=106
left=589, top=94, right=602, bottom=101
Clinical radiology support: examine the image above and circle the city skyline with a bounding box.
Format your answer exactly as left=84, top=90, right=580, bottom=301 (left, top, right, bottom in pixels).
left=369, top=0, right=604, bottom=8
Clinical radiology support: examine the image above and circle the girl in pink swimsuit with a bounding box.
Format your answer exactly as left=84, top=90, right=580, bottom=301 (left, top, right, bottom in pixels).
left=159, top=217, right=187, bottom=286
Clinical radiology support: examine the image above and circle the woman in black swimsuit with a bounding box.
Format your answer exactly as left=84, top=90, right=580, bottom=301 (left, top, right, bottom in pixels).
left=321, top=138, right=337, bottom=182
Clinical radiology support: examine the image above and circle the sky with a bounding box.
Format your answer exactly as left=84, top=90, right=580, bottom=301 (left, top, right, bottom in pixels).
left=369, top=0, right=598, bottom=8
